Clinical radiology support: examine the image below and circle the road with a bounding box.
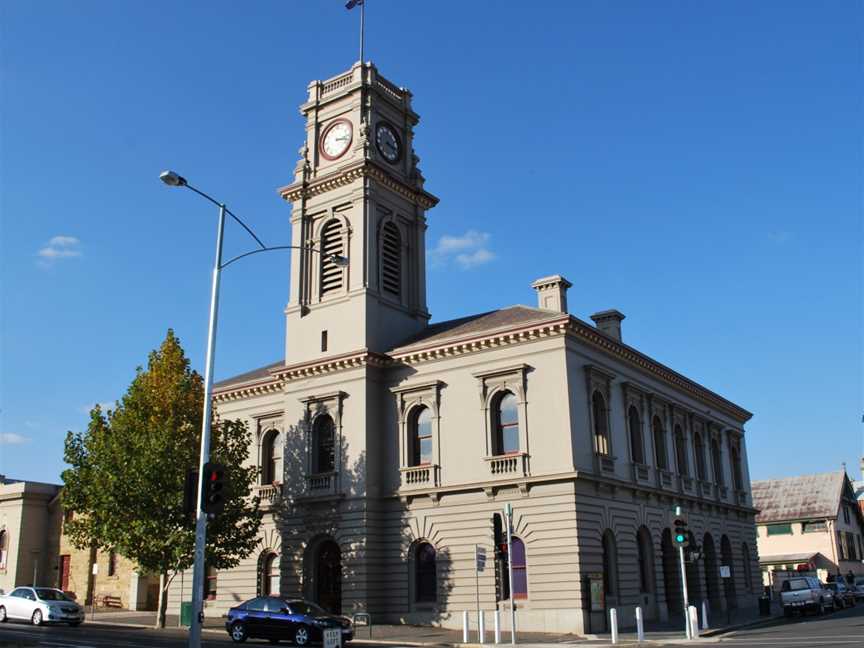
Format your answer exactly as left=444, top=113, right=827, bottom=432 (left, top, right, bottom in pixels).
left=0, top=604, right=861, bottom=647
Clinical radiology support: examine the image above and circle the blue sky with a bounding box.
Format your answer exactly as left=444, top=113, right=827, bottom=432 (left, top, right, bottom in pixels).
left=1, top=1, right=861, bottom=484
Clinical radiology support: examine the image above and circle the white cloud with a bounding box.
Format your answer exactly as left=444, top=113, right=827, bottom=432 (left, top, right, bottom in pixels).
left=0, top=433, right=29, bottom=445
left=429, top=229, right=495, bottom=270
left=37, top=235, right=82, bottom=266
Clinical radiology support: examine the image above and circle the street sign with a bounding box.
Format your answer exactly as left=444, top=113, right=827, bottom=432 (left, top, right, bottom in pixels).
left=91, top=563, right=98, bottom=575
left=323, top=628, right=341, bottom=648
left=720, top=565, right=731, bottom=578
left=475, top=545, right=487, bottom=571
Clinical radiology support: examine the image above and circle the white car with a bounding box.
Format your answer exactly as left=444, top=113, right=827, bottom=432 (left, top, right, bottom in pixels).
left=0, top=586, right=84, bottom=626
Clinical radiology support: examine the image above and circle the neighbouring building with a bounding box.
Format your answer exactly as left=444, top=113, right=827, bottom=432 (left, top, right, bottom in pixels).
left=853, top=457, right=864, bottom=517
left=0, top=476, right=61, bottom=594
left=167, top=61, right=760, bottom=634
left=752, top=469, right=864, bottom=587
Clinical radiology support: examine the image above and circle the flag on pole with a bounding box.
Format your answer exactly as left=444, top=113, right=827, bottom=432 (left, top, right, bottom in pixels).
left=345, top=0, right=363, bottom=9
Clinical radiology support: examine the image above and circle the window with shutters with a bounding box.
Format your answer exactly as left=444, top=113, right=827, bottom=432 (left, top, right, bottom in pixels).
left=320, top=219, right=344, bottom=296
left=381, top=221, right=401, bottom=298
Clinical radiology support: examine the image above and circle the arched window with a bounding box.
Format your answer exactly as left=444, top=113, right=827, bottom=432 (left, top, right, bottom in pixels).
left=602, top=530, right=619, bottom=597
left=711, top=437, right=724, bottom=485
left=592, top=392, right=610, bottom=456
left=652, top=417, right=668, bottom=470
left=260, top=552, right=280, bottom=596
left=674, top=425, right=688, bottom=476
left=628, top=407, right=645, bottom=464
left=741, top=542, right=753, bottom=592
left=381, top=222, right=401, bottom=297
left=414, top=542, right=437, bottom=603
left=320, top=219, right=344, bottom=296
left=313, top=415, right=336, bottom=473
left=0, top=529, right=9, bottom=569
left=694, top=432, right=706, bottom=480
left=731, top=445, right=743, bottom=491
left=492, top=391, right=519, bottom=455
left=511, top=537, right=528, bottom=599
left=107, top=550, right=117, bottom=577
left=636, top=526, right=653, bottom=593
left=409, top=406, right=433, bottom=466
left=261, top=429, right=282, bottom=484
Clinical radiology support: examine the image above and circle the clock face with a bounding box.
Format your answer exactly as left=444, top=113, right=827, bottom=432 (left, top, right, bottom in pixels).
left=320, top=120, right=353, bottom=160
left=375, top=122, right=401, bottom=163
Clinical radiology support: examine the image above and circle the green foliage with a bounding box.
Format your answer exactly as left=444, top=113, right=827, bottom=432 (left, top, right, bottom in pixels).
left=62, top=329, right=262, bottom=576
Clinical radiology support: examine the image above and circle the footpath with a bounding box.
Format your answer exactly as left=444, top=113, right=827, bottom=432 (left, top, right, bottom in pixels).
left=82, top=604, right=784, bottom=647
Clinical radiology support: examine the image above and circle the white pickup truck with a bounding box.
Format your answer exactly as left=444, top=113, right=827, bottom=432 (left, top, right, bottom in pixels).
left=780, top=576, right=835, bottom=616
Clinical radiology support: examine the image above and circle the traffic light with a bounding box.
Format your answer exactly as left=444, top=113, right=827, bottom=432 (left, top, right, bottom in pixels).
left=201, top=462, right=228, bottom=516
left=491, top=513, right=510, bottom=601
left=672, top=512, right=689, bottom=547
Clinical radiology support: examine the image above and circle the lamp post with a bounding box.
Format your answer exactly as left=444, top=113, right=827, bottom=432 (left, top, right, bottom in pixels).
left=159, top=170, right=346, bottom=648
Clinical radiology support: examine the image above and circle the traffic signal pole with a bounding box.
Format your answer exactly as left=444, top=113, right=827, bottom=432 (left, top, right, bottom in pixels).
left=188, top=203, right=225, bottom=648
left=674, top=506, right=691, bottom=639
left=505, top=503, right=516, bottom=645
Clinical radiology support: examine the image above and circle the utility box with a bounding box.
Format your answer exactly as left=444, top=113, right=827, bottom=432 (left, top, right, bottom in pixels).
left=180, top=601, right=193, bottom=627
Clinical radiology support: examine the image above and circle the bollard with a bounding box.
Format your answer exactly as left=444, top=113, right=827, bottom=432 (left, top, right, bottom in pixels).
left=701, top=600, right=709, bottom=631
left=610, top=608, right=619, bottom=644
left=478, top=609, right=485, bottom=644
left=635, top=606, right=645, bottom=643
left=688, top=606, right=700, bottom=639
left=463, top=611, right=469, bottom=643
left=494, top=609, right=501, bottom=644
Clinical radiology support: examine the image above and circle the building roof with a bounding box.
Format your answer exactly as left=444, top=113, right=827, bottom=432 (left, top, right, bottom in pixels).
left=214, top=360, right=284, bottom=391
left=752, top=471, right=846, bottom=523
left=390, top=305, right=563, bottom=352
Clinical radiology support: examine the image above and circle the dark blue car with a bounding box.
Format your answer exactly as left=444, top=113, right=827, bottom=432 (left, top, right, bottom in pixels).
left=225, top=597, right=353, bottom=645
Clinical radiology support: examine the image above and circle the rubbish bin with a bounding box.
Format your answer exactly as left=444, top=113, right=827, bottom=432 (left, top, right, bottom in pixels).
left=180, top=601, right=193, bottom=627
left=758, top=595, right=771, bottom=616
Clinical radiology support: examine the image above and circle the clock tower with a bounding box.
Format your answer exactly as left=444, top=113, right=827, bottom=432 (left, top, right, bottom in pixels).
left=279, top=62, right=438, bottom=365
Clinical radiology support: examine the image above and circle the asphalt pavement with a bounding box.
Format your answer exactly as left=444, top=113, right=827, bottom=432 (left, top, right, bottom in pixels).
left=0, top=604, right=861, bottom=648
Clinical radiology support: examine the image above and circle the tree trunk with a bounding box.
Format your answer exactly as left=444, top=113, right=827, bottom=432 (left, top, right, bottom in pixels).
left=156, top=570, right=169, bottom=629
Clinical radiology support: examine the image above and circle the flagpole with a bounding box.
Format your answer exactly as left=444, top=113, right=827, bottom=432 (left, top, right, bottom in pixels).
left=360, top=0, right=365, bottom=63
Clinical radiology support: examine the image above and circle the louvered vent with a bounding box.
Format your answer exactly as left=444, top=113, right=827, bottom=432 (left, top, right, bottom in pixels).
left=381, top=222, right=401, bottom=297
left=320, top=219, right=344, bottom=296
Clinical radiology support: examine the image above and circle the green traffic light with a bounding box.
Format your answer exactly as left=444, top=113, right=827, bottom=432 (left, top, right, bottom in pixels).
left=676, top=534, right=685, bottom=543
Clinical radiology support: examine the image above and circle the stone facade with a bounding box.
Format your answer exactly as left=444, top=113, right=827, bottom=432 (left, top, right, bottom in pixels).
left=167, top=62, right=760, bottom=635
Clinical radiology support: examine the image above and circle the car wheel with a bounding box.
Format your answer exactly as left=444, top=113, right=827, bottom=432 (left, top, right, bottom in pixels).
left=0, top=606, right=6, bottom=623
left=230, top=622, right=248, bottom=643
left=294, top=625, right=310, bottom=646
left=32, top=609, right=44, bottom=626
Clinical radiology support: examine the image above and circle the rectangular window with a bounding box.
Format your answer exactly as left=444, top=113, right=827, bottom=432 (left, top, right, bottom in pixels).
left=766, top=523, right=793, bottom=536
left=107, top=550, right=117, bottom=577
left=843, top=506, right=851, bottom=524
left=802, top=521, right=827, bottom=533
left=321, top=330, right=328, bottom=352
left=205, top=566, right=217, bottom=600
left=837, top=532, right=847, bottom=561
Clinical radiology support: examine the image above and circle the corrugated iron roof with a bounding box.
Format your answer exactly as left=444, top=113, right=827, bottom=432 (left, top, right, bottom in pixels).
left=752, top=471, right=845, bottom=523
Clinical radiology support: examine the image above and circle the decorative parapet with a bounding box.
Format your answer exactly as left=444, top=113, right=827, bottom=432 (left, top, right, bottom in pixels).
left=679, top=475, right=695, bottom=495
left=255, top=484, right=280, bottom=508
left=484, top=453, right=529, bottom=478
left=657, top=469, right=674, bottom=490
left=306, top=472, right=337, bottom=495
left=594, top=453, right=616, bottom=475
left=631, top=462, right=652, bottom=485
left=735, top=489, right=748, bottom=506
left=697, top=480, right=713, bottom=499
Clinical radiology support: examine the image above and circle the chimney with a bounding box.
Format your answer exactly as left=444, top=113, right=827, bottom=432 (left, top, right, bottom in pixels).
left=531, top=275, right=572, bottom=314
left=591, top=309, right=626, bottom=342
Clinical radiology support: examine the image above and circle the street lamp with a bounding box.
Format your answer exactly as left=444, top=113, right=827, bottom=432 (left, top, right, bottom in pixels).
left=159, top=169, right=346, bottom=648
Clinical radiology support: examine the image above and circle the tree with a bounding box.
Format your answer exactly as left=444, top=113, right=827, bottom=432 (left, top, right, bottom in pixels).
left=62, top=330, right=262, bottom=628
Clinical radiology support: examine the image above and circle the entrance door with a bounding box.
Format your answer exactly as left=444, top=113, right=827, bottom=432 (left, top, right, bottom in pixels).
left=315, top=541, right=341, bottom=614
left=59, top=555, right=71, bottom=591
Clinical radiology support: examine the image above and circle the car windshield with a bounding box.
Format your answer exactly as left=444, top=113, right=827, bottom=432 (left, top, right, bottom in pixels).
left=289, top=601, right=327, bottom=616
left=36, top=589, right=72, bottom=601
left=785, top=579, right=810, bottom=591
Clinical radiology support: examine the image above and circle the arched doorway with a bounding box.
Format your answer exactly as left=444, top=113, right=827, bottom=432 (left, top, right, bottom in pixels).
left=703, top=533, right=721, bottom=611
left=720, top=535, right=737, bottom=609
left=685, top=531, right=702, bottom=604
left=315, top=540, right=342, bottom=614
left=661, top=528, right=682, bottom=618
left=636, top=526, right=658, bottom=619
